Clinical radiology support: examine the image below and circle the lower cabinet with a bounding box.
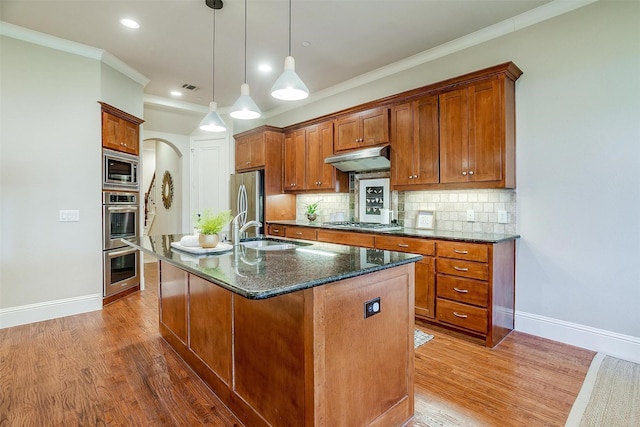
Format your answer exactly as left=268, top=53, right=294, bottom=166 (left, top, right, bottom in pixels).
left=273, top=224, right=516, bottom=347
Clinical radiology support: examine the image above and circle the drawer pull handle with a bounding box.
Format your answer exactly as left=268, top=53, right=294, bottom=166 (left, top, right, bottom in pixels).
left=453, top=312, right=468, bottom=319
left=454, top=249, right=469, bottom=254
left=453, top=266, right=469, bottom=272
left=398, top=244, right=409, bottom=248
left=295, top=232, right=303, bottom=235
left=453, top=287, right=469, bottom=294
left=273, top=229, right=279, bottom=232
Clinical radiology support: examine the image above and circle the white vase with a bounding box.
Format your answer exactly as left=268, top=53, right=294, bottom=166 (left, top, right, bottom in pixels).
left=199, top=233, right=220, bottom=248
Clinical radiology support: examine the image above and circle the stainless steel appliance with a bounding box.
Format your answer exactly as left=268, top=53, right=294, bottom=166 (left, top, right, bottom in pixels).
left=324, top=145, right=390, bottom=172
left=321, top=221, right=401, bottom=232
left=103, top=191, right=139, bottom=250
left=229, top=171, right=264, bottom=239
left=102, top=191, right=140, bottom=297
left=103, top=148, right=140, bottom=190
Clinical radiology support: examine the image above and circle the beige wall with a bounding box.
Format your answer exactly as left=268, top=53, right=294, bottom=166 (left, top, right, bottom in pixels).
left=271, top=1, right=640, bottom=341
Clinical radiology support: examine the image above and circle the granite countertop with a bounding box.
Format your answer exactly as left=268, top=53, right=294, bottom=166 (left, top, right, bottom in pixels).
left=124, top=235, right=422, bottom=300
left=268, top=220, right=520, bottom=243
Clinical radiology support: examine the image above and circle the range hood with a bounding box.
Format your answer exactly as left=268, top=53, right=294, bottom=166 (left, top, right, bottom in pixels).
left=324, top=145, right=390, bottom=172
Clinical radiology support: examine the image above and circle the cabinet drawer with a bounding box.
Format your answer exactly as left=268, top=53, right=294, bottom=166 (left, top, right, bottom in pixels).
left=285, top=226, right=317, bottom=241
left=267, top=224, right=286, bottom=237
left=375, top=236, right=435, bottom=256
left=437, top=241, right=488, bottom=262
left=436, top=258, right=488, bottom=281
left=436, top=299, right=487, bottom=334
left=316, top=230, right=375, bottom=248
left=437, top=274, right=488, bottom=307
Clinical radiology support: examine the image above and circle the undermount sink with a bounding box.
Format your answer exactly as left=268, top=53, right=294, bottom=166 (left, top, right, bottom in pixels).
left=240, top=239, right=307, bottom=251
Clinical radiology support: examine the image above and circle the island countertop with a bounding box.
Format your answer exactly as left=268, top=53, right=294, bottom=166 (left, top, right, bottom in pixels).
left=124, top=235, right=422, bottom=300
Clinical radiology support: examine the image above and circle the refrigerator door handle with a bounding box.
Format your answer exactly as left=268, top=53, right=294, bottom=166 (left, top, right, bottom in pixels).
left=238, top=184, right=248, bottom=227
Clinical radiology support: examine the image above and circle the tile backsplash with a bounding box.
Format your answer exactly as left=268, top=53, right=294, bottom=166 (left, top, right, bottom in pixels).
left=296, top=186, right=517, bottom=235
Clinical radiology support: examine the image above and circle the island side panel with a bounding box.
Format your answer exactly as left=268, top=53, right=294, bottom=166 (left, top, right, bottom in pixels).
left=159, top=261, right=188, bottom=344
left=313, top=263, right=415, bottom=426
left=233, top=289, right=310, bottom=427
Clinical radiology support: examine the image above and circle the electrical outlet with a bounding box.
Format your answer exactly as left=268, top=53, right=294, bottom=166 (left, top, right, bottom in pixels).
left=364, top=297, right=381, bottom=318
left=466, top=209, right=475, bottom=222
left=59, top=210, right=80, bottom=222
left=498, top=211, right=508, bottom=224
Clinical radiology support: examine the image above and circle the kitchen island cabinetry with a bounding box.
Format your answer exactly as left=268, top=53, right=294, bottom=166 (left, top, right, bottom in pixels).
left=128, top=236, right=420, bottom=427
left=99, top=102, right=143, bottom=155
left=334, top=107, right=389, bottom=152
left=390, top=96, right=439, bottom=187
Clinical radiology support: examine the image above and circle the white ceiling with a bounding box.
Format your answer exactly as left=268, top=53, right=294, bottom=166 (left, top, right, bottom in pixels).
left=1, top=0, right=551, bottom=117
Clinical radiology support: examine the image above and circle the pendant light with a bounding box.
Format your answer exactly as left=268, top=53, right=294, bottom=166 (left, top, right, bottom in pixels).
left=200, top=2, right=226, bottom=132
left=270, top=0, right=309, bottom=101
left=230, top=0, right=261, bottom=119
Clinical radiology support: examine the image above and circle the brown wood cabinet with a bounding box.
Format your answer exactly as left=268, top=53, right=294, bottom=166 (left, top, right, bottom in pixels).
left=233, top=126, right=297, bottom=221
left=99, top=102, right=143, bottom=155
left=435, top=239, right=515, bottom=347
left=334, top=107, right=389, bottom=152
left=374, top=235, right=436, bottom=320
left=283, top=122, right=348, bottom=193
left=235, top=132, right=266, bottom=172
left=158, top=259, right=415, bottom=427
left=277, top=224, right=517, bottom=347
left=390, top=96, right=439, bottom=187
left=283, top=129, right=306, bottom=191
left=439, top=75, right=516, bottom=188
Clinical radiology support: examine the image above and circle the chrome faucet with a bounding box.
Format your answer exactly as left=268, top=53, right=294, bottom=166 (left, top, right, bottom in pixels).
left=232, top=211, right=262, bottom=245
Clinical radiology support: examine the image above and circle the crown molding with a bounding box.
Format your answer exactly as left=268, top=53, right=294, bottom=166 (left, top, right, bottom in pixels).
left=262, top=0, right=599, bottom=119
left=0, top=20, right=149, bottom=87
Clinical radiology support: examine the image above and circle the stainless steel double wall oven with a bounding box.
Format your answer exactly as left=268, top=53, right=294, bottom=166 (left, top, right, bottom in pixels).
left=102, top=149, right=141, bottom=298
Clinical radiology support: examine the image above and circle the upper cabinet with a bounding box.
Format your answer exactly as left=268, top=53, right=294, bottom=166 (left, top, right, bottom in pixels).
left=284, top=121, right=348, bottom=193
left=391, top=62, right=522, bottom=190
left=235, top=132, right=266, bottom=172
left=440, top=77, right=512, bottom=187
left=390, top=96, right=439, bottom=187
left=334, top=107, right=389, bottom=152
left=99, top=102, right=144, bottom=156
left=283, top=129, right=306, bottom=192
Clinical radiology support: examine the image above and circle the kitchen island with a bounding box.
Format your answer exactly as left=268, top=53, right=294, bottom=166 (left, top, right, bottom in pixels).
left=125, top=235, right=422, bottom=427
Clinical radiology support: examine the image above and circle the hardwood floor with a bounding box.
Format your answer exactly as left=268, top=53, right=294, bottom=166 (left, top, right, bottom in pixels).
left=0, top=262, right=595, bottom=426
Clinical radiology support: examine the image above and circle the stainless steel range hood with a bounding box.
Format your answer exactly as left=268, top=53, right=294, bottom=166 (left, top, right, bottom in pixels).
left=324, top=145, right=390, bottom=172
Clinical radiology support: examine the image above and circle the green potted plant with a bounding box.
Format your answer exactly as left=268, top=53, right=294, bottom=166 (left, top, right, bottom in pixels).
left=194, top=209, right=232, bottom=248
left=305, top=200, right=320, bottom=222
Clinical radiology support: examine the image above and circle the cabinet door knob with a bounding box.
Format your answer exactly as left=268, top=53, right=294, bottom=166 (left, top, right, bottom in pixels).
left=462, top=171, right=467, bottom=176
left=468, top=170, right=474, bottom=175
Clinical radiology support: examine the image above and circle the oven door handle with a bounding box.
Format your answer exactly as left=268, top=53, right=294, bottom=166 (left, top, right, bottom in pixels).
left=107, top=247, right=137, bottom=257
left=107, top=206, right=139, bottom=213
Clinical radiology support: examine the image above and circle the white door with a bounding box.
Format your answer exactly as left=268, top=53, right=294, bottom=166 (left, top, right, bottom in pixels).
left=191, top=136, right=230, bottom=235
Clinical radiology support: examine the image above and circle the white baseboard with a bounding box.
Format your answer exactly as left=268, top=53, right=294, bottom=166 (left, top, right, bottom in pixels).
left=516, top=311, right=640, bottom=364
left=0, top=293, right=103, bottom=329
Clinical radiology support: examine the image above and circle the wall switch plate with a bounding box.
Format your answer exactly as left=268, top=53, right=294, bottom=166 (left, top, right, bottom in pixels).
left=59, top=210, right=80, bottom=222
left=498, top=211, right=508, bottom=224
left=466, top=209, right=475, bottom=222
left=364, top=297, right=381, bottom=318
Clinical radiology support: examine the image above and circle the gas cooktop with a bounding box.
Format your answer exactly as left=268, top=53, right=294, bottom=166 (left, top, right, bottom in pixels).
left=321, top=221, right=402, bottom=232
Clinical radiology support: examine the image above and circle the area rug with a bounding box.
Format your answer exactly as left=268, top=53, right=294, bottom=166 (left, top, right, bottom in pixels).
left=414, top=329, right=434, bottom=349
left=565, top=353, right=640, bottom=426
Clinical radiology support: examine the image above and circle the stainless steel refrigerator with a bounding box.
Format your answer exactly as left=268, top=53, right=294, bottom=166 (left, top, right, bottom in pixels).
left=229, top=171, right=264, bottom=238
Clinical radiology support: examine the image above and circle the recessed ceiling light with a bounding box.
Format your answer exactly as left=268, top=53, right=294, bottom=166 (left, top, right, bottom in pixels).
left=170, top=91, right=182, bottom=97
left=301, top=41, right=310, bottom=47
left=258, top=64, right=272, bottom=72
left=120, top=18, right=140, bottom=29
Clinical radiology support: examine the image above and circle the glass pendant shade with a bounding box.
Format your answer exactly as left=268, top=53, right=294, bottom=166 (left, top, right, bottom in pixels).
left=271, top=56, right=309, bottom=101
left=199, top=102, right=226, bottom=132
left=230, top=83, right=262, bottom=119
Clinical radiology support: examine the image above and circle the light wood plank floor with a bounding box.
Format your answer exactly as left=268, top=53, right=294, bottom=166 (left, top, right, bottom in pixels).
left=0, top=262, right=595, bottom=426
